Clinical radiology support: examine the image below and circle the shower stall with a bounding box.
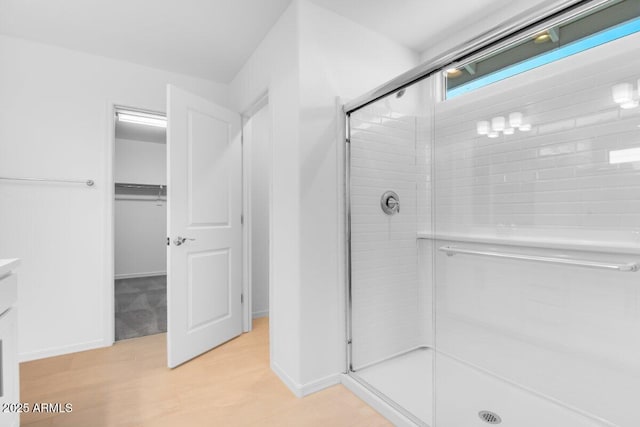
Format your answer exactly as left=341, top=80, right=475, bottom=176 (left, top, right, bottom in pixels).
left=344, top=1, right=640, bottom=426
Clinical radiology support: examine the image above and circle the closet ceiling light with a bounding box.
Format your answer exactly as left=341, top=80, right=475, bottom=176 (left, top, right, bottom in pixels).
left=488, top=131, right=499, bottom=138
left=503, top=127, right=515, bottom=135
left=117, top=112, right=167, bottom=128
left=519, top=123, right=532, bottom=132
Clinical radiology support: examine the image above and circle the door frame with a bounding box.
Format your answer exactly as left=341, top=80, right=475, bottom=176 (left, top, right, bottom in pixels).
left=104, top=101, right=168, bottom=345
left=241, top=92, right=270, bottom=333
left=105, top=97, right=264, bottom=345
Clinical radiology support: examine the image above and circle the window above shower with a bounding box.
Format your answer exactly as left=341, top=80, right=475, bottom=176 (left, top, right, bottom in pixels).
left=444, top=0, right=640, bottom=99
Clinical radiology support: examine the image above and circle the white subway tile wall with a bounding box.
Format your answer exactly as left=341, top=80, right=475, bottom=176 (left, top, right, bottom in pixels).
left=433, top=33, right=640, bottom=426
left=350, top=94, right=429, bottom=368
left=434, top=33, right=640, bottom=247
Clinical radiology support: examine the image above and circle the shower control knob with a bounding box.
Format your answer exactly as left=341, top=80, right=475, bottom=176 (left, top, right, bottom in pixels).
left=380, top=191, right=400, bottom=215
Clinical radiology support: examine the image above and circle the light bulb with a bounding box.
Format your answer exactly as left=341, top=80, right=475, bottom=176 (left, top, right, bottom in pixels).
left=446, top=68, right=462, bottom=78
left=612, top=83, right=633, bottom=104
left=509, top=112, right=523, bottom=128
left=488, top=131, right=499, bottom=138
left=519, top=124, right=532, bottom=132
left=491, top=116, right=506, bottom=132
left=503, top=127, right=515, bottom=135
left=477, top=121, right=490, bottom=135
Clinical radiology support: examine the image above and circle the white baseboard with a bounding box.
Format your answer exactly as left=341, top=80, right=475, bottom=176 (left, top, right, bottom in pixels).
left=301, top=372, right=340, bottom=396
left=252, top=309, right=269, bottom=319
left=341, top=373, right=419, bottom=427
left=272, top=361, right=303, bottom=397
left=114, top=271, right=166, bottom=280
left=19, top=338, right=109, bottom=363
left=271, top=361, right=340, bottom=398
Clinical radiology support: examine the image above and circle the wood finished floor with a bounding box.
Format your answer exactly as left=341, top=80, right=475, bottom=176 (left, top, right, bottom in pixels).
left=20, top=317, right=390, bottom=426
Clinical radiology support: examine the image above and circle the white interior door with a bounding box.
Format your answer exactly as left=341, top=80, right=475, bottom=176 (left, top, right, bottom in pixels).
left=166, top=85, right=242, bottom=368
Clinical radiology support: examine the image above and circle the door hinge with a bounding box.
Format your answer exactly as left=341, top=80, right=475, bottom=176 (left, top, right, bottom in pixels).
left=241, top=214, right=244, bottom=225
left=167, top=237, right=170, bottom=246
left=241, top=293, right=244, bottom=304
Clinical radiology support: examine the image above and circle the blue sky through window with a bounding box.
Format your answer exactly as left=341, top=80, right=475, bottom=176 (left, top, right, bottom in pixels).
left=447, top=17, right=640, bottom=99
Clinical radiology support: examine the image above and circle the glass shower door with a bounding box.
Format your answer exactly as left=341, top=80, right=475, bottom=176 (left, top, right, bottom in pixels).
left=432, top=28, right=640, bottom=427
left=348, top=77, right=435, bottom=426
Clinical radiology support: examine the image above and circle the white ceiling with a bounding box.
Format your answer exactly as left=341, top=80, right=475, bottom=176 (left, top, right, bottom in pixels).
left=0, top=0, right=292, bottom=83
left=0, top=0, right=549, bottom=84
left=308, top=0, right=544, bottom=54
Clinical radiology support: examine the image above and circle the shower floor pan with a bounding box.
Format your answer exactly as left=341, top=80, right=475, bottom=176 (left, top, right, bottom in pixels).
left=351, top=348, right=614, bottom=427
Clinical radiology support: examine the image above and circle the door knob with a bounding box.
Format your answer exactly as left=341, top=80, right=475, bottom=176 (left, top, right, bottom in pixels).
left=174, top=236, right=196, bottom=246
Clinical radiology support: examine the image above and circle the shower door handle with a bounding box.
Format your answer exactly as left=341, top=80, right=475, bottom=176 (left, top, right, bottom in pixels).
left=173, top=236, right=196, bottom=246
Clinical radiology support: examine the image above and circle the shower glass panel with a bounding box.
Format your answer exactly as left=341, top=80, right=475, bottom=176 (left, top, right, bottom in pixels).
left=347, top=2, right=640, bottom=426
left=348, top=77, right=435, bottom=426
left=433, top=29, right=640, bottom=427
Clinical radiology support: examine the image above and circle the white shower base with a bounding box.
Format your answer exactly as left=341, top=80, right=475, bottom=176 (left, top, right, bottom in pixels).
left=351, top=348, right=613, bottom=427
left=354, top=347, right=433, bottom=426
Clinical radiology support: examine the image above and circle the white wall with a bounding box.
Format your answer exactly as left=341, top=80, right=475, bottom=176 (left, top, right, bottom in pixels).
left=349, top=102, right=423, bottom=368
left=0, top=34, right=228, bottom=361
left=230, top=1, right=303, bottom=393
left=114, top=138, right=166, bottom=185
left=114, top=138, right=167, bottom=279
left=297, top=0, right=419, bottom=387
left=248, top=105, right=271, bottom=319
left=230, top=0, right=418, bottom=395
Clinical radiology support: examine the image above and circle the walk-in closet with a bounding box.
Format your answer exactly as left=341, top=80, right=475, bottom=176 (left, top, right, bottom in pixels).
left=113, top=108, right=167, bottom=341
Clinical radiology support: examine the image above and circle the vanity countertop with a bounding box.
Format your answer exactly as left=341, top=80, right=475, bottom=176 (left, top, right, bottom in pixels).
left=0, top=259, right=20, bottom=278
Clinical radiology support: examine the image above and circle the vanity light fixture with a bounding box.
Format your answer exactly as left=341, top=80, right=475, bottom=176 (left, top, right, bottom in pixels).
left=477, top=121, right=490, bottom=135
left=491, top=116, right=506, bottom=132
left=509, top=112, right=523, bottom=128
left=612, top=80, right=639, bottom=110
left=476, top=111, right=531, bottom=138
left=117, top=111, right=167, bottom=128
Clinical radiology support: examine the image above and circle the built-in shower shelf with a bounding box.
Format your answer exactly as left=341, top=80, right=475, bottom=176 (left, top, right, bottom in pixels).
left=417, top=231, right=640, bottom=256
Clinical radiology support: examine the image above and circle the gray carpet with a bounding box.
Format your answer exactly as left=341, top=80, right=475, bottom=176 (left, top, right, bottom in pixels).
left=115, top=275, right=167, bottom=341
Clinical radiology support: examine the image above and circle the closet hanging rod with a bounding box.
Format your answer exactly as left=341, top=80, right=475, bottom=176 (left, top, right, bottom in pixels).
left=439, top=245, right=640, bottom=272
left=0, top=176, right=94, bottom=186
left=114, top=182, right=166, bottom=189
left=115, top=195, right=166, bottom=201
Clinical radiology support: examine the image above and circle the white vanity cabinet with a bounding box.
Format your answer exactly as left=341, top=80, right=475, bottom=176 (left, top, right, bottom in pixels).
left=0, top=259, right=20, bottom=427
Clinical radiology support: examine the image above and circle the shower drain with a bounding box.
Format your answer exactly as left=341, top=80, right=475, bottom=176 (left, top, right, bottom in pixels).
left=478, top=410, right=502, bottom=424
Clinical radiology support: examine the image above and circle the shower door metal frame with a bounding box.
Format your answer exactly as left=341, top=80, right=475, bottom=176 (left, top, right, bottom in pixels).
left=343, top=0, right=611, bottom=116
